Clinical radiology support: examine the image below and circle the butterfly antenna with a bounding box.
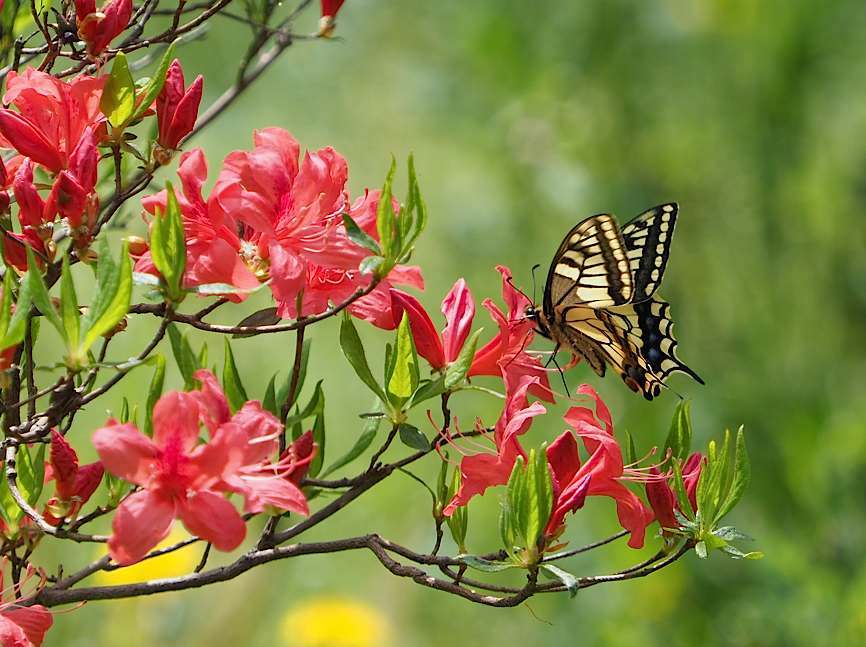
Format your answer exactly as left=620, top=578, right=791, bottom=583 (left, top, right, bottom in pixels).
left=530, top=263, right=541, bottom=304
left=506, top=275, right=535, bottom=306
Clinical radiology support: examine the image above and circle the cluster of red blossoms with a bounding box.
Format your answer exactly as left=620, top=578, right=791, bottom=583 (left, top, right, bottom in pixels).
left=394, top=269, right=704, bottom=549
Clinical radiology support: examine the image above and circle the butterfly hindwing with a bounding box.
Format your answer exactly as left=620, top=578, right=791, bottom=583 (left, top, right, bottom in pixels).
left=607, top=297, right=703, bottom=390
left=621, top=203, right=678, bottom=302
left=545, top=214, right=633, bottom=312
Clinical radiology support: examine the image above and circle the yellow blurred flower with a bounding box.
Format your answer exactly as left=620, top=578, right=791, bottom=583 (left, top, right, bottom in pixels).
left=281, top=596, right=390, bottom=647
left=95, top=528, right=200, bottom=586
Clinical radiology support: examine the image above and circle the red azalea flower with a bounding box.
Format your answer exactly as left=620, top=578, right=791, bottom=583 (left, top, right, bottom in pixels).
left=645, top=451, right=703, bottom=531
left=0, top=564, right=53, bottom=647
left=43, top=126, right=99, bottom=234
left=136, top=148, right=261, bottom=301
left=139, top=129, right=424, bottom=322
left=92, top=370, right=308, bottom=564
left=557, top=385, right=654, bottom=548
left=0, top=69, right=105, bottom=173
left=281, top=430, right=317, bottom=486
left=42, top=430, right=104, bottom=526
left=468, top=265, right=554, bottom=402
left=2, top=160, right=50, bottom=272
left=390, top=278, right=475, bottom=370
left=75, top=0, right=133, bottom=56
left=443, top=374, right=546, bottom=515
left=155, top=60, right=203, bottom=157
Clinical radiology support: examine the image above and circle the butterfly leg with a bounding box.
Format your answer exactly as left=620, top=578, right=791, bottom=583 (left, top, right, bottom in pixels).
left=547, top=352, right=570, bottom=396
left=544, top=343, right=561, bottom=368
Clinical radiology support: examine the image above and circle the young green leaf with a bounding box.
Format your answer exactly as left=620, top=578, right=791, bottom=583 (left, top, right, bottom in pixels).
left=715, top=427, right=750, bottom=522
left=101, top=52, right=136, bottom=128
left=541, top=564, right=579, bottom=598
left=443, top=328, right=482, bottom=390
left=130, top=41, right=177, bottom=122
left=342, top=213, right=381, bottom=255
left=321, top=408, right=380, bottom=477
left=17, top=444, right=46, bottom=508
left=0, top=271, right=32, bottom=351
left=25, top=249, right=64, bottom=341
left=387, top=312, right=419, bottom=405
left=59, top=256, right=80, bottom=352
left=222, top=338, right=248, bottom=412
left=375, top=158, right=397, bottom=266
left=144, top=354, right=165, bottom=436
left=663, top=400, right=693, bottom=462
left=81, top=239, right=132, bottom=353
left=262, top=373, right=279, bottom=416
left=339, top=313, right=386, bottom=402
left=446, top=468, right=468, bottom=552
left=167, top=323, right=199, bottom=389
left=149, top=183, right=187, bottom=303
left=459, top=556, right=517, bottom=573
left=309, top=408, right=326, bottom=478
left=409, top=376, right=447, bottom=408
left=398, top=423, right=428, bottom=450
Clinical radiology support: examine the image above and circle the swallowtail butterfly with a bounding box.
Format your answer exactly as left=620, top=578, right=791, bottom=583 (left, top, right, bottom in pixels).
left=525, top=203, right=703, bottom=400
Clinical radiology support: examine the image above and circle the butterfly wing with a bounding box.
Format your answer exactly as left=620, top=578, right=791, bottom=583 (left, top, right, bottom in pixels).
left=543, top=214, right=633, bottom=316
left=606, top=297, right=704, bottom=393
left=620, top=203, right=678, bottom=302
left=561, top=305, right=666, bottom=400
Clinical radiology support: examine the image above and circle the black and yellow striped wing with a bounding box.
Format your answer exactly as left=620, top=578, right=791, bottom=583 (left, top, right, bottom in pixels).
left=621, top=203, right=678, bottom=302
left=543, top=214, right=633, bottom=314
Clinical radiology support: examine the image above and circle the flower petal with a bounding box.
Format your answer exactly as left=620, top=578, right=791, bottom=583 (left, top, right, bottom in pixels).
left=441, top=278, right=475, bottom=364
left=177, top=489, right=246, bottom=552
left=109, top=490, right=176, bottom=565
left=92, top=421, right=157, bottom=486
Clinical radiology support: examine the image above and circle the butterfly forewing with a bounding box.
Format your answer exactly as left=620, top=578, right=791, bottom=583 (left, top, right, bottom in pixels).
left=621, top=203, right=678, bottom=302
left=544, top=214, right=633, bottom=313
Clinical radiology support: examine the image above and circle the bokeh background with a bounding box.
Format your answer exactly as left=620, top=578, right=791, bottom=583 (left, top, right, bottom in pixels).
left=39, top=0, right=866, bottom=645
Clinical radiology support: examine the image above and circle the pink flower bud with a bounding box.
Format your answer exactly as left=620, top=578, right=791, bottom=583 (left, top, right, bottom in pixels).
left=440, top=278, right=475, bottom=364
left=156, top=60, right=203, bottom=150
left=390, top=289, right=447, bottom=370
left=76, top=0, right=133, bottom=56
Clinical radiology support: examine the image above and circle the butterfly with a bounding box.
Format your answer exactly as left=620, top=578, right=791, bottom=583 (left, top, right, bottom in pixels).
left=525, top=203, right=703, bottom=400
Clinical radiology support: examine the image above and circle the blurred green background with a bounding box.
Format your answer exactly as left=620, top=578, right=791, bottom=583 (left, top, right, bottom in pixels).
left=39, top=0, right=866, bottom=645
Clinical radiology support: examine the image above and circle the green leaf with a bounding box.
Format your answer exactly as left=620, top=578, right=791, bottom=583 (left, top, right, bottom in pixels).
left=663, top=400, right=693, bottom=462
left=101, top=52, right=136, bottom=129
left=399, top=154, right=428, bottom=260
left=541, top=564, right=579, bottom=598
left=409, top=376, right=447, bottom=408
left=81, top=239, right=132, bottom=354
left=321, top=406, right=380, bottom=477
left=523, top=446, right=552, bottom=548
left=262, top=373, right=279, bottom=416
left=0, top=271, right=31, bottom=351
left=339, top=313, right=386, bottom=403
left=695, top=540, right=708, bottom=559
left=167, top=323, right=199, bottom=389
left=26, top=249, right=63, bottom=340
left=290, top=338, right=312, bottom=410
left=309, top=407, right=326, bottom=478
left=0, top=270, right=13, bottom=340
left=231, top=307, right=280, bottom=338
left=387, top=312, right=419, bottom=405
left=17, top=444, right=45, bottom=508
left=144, top=355, right=165, bottom=436
left=221, top=338, right=248, bottom=412
left=284, top=380, right=325, bottom=427
left=59, top=256, right=80, bottom=352
left=458, top=555, right=517, bottom=573
left=671, top=458, right=695, bottom=520
left=624, top=429, right=638, bottom=467
left=130, top=42, right=177, bottom=122
left=342, top=213, right=381, bottom=255
left=0, top=473, right=23, bottom=529
left=149, top=183, right=187, bottom=303
left=398, top=423, right=428, bottom=450
left=714, top=526, right=752, bottom=542
left=715, top=427, right=750, bottom=522
left=375, top=158, right=397, bottom=266
left=359, top=256, right=385, bottom=275
left=443, top=328, right=482, bottom=390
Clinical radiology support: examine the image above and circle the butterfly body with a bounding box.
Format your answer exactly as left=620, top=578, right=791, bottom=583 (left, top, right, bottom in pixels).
left=527, top=203, right=703, bottom=400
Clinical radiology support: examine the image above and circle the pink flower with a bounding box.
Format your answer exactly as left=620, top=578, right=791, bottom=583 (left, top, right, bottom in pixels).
left=140, top=129, right=424, bottom=320
left=155, top=60, right=203, bottom=156
left=1, top=160, right=51, bottom=272
left=0, top=69, right=105, bottom=173
left=43, top=126, right=99, bottom=233
left=468, top=265, right=554, bottom=402
left=645, top=452, right=703, bottom=531
left=43, top=430, right=104, bottom=526
left=93, top=370, right=308, bottom=564
left=443, top=375, right=546, bottom=515
left=0, top=565, right=52, bottom=647
left=558, top=385, right=653, bottom=548
left=75, top=0, right=133, bottom=56
left=389, top=278, right=475, bottom=371
left=281, top=430, right=317, bottom=486
left=135, top=148, right=260, bottom=300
